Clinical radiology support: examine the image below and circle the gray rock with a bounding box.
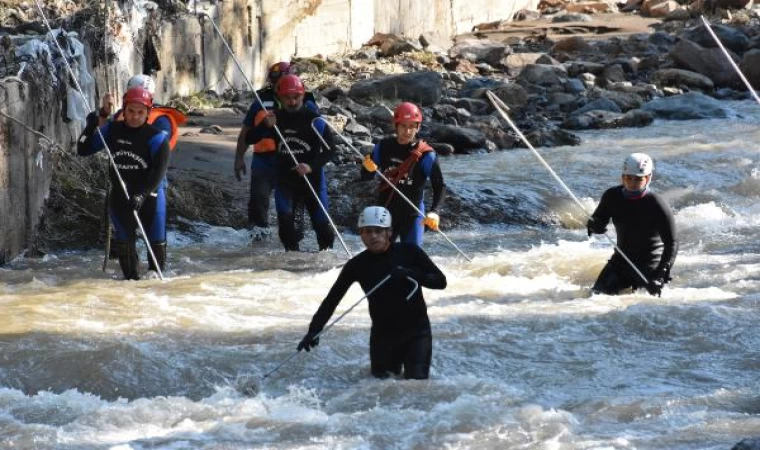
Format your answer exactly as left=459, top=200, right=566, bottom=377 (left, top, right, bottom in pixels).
left=347, top=71, right=443, bottom=106
left=424, top=123, right=487, bottom=151
left=571, top=97, right=622, bottom=116
left=642, top=91, right=738, bottom=119
left=680, top=24, right=750, bottom=53
left=449, top=40, right=509, bottom=66
left=653, top=68, right=715, bottom=92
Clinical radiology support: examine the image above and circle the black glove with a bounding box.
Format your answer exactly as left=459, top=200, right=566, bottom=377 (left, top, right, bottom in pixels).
left=586, top=218, right=607, bottom=237
left=85, top=111, right=100, bottom=133
left=646, top=277, right=665, bottom=297
left=391, top=266, right=418, bottom=282
left=130, top=193, right=146, bottom=211
left=646, top=264, right=671, bottom=297
left=297, top=330, right=320, bottom=352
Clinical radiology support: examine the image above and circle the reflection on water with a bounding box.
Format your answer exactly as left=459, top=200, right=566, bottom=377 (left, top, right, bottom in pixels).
left=0, top=101, right=759, bottom=449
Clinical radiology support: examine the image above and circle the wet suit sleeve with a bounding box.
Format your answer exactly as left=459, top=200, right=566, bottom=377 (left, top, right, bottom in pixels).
left=409, top=245, right=447, bottom=290
left=77, top=121, right=110, bottom=156
left=360, top=143, right=381, bottom=181
left=152, top=115, right=173, bottom=141
left=423, top=154, right=445, bottom=213
left=304, top=92, right=320, bottom=114
left=308, top=260, right=359, bottom=333
left=589, top=187, right=614, bottom=232
left=142, top=134, right=170, bottom=194
left=653, top=194, right=678, bottom=276
left=309, top=116, right=336, bottom=169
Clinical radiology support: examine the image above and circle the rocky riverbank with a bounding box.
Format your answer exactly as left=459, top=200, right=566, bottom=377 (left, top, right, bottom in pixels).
left=3, top=2, right=758, bottom=253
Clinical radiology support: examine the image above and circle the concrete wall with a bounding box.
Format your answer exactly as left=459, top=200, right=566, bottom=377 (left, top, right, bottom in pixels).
left=147, top=0, right=538, bottom=96
left=0, top=81, right=67, bottom=264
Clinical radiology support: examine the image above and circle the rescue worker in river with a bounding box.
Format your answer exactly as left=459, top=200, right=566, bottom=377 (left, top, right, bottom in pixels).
left=77, top=87, right=171, bottom=280
left=298, top=206, right=447, bottom=380
left=360, top=102, right=445, bottom=246
left=255, top=74, right=335, bottom=251
left=234, top=62, right=319, bottom=242
left=99, top=74, right=186, bottom=264
left=587, top=153, right=678, bottom=296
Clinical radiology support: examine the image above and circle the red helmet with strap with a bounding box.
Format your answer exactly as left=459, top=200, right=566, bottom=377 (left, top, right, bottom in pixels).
left=268, top=61, right=294, bottom=85
left=394, top=102, right=422, bottom=124
left=123, top=87, right=153, bottom=108
left=277, top=74, right=305, bottom=96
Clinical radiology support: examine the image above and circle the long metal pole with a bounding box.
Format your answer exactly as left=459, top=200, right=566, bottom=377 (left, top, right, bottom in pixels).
left=699, top=15, right=760, bottom=107
left=196, top=11, right=352, bottom=258
left=310, top=118, right=472, bottom=262
left=486, top=91, right=649, bottom=285
left=35, top=0, right=163, bottom=280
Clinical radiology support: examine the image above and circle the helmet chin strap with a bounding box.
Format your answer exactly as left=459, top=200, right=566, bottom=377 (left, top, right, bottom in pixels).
left=622, top=175, right=652, bottom=199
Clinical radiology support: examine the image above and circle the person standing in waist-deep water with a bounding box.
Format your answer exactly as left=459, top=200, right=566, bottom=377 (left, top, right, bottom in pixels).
left=256, top=74, right=335, bottom=251
left=360, top=102, right=445, bottom=246
left=103, top=74, right=186, bottom=261
left=234, top=62, right=319, bottom=242
left=297, top=206, right=447, bottom=379
left=77, top=87, right=170, bottom=280
left=587, top=153, right=678, bottom=296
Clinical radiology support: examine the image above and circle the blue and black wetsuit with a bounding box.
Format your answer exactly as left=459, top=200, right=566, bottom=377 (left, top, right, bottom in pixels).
left=307, top=242, right=447, bottom=379
left=78, top=120, right=170, bottom=279
left=243, top=89, right=318, bottom=228
left=361, top=138, right=445, bottom=246
left=589, top=185, right=678, bottom=294
left=256, top=106, right=334, bottom=251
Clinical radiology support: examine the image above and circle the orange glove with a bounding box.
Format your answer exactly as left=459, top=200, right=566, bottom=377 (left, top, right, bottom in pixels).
left=362, top=154, right=378, bottom=172
left=423, top=212, right=439, bottom=231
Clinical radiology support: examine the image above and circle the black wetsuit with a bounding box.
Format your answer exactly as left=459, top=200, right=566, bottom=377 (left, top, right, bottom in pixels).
left=589, top=186, right=678, bottom=294
left=361, top=138, right=445, bottom=245
left=307, top=242, right=447, bottom=379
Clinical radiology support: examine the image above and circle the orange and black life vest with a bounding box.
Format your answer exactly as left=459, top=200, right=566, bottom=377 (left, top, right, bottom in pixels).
left=113, top=106, right=187, bottom=151
left=379, top=140, right=434, bottom=193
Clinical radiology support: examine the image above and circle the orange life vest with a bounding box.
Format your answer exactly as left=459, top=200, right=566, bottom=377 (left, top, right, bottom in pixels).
left=113, top=106, right=187, bottom=151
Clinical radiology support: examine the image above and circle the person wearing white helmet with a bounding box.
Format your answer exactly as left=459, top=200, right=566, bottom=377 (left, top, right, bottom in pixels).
left=587, top=153, right=678, bottom=296
left=297, top=206, right=447, bottom=380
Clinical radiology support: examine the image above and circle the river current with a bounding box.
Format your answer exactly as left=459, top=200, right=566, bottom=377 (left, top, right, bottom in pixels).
left=1, top=101, right=758, bottom=449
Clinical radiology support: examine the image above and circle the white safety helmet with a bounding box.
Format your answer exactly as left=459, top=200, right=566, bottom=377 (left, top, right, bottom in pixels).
left=126, top=74, right=156, bottom=96
left=622, top=153, right=654, bottom=176
left=358, top=206, right=392, bottom=229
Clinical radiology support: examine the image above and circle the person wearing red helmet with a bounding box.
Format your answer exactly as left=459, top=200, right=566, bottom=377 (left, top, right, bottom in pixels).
left=77, top=87, right=171, bottom=280
left=360, top=101, right=446, bottom=246
left=255, top=74, right=336, bottom=251
left=234, top=62, right=318, bottom=243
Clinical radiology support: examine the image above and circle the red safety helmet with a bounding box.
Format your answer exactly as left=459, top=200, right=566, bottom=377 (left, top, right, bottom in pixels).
left=268, top=61, right=294, bottom=85
left=393, top=102, right=422, bottom=124
left=122, top=87, right=153, bottom=109
left=277, top=74, right=305, bottom=96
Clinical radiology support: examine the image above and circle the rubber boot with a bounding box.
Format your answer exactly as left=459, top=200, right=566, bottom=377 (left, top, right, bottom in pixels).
left=108, top=235, right=119, bottom=260
left=147, top=241, right=166, bottom=272
left=277, top=214, right=300, bottom=251
left=314, top=221, right=335, bottom=251
left=116, top=240, right=139, bottom=280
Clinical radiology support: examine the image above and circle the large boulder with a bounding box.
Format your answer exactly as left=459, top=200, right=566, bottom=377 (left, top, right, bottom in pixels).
left=680, top=24, right=750, bottom=53
left=348, top=71, right=443, bottom=106
left=652, top=68, right=715, bottom=91
left=669, top=39, right=742, bottom=88
left=423, top=124, right=488, bottom=152
left=449, top=40, right=509, bottom=66
left=562, top=109, right=654, bottom=129
left=739, top=49, right=760, bottom=92
left=642, top=91, right=738, bottom=119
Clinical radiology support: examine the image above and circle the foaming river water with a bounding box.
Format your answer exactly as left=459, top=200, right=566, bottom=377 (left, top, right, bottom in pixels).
left=1, top=101, right=759, bottom=449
